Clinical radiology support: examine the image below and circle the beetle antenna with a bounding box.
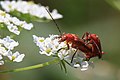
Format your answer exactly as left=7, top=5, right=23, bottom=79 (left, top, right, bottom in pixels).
left=45, top=7, right=62, bottom=35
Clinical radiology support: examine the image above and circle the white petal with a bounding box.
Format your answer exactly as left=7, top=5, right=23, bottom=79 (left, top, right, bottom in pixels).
left=50, top=9, right=63, bottom=19
left=7, top=25, right=20, bottom=35
left=0, top=46, right=7, bottom=56
left=0, top=55, right=3, bottom=60
left=81, top=67, right=88, bottom=71
left=13, top=54, right=25, bottom=62
left=7, top=51, right=13, bottom=60
left=12, top=51, right=20, bottom=57
left=80, top=61, right=89, bottom=71
left=21, top=23, right=33, bottom=30
left=74, top=64, right=80, bottom=68
left=2, top=36, right=19, bottom=50
left=0, top=61, right=4, bottom=65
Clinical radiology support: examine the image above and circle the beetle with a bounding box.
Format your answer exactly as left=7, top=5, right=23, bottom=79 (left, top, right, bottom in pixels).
left=59, top=32, right=104, bottom=61
left=59, top=33, right=91, bottom=53
left=45, top=8, right=104, bottom=62
left=82, top=32, right=104, bottom=60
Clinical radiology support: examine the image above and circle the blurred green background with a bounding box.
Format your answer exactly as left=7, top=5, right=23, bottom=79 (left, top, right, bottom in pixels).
left=1, top=0, right=120, bottom=80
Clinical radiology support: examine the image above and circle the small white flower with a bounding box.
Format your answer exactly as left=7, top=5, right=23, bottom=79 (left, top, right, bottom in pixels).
left=80, top=61, right=89, bottom=71
left=0, top=55, right=3, bottom=60
left=0, top=45, right=7, bottom=56
left=7, top=24, right=20, bottom=35
left=2, top=36, right=19, bottom=50
left=0, top=55, right=4, bottom=65
left=72, top=61, right=89, bottom=71
left=58, top=49, right=69, bottom=60
left=49, top=34, right=59, bottom=40
left=0, top=9, right=33, bottom=35
left=0, top=1, right=11, bottom=12
left=0, top=36, right=24, bottom=65
left=10, top=17, right=22, bottom=26
left=0, top=61, right=4, bottom=65
left=7, top=51, right=25, bottom=62
left=47, top=9, right=63, bottom=20
left=39, top=49, right=53, bottom=56
left=33, top=35, right=61, bottom=56
left=33, top=35, right=45, bottom=47
left=0, top=54, right=4, bottom=65
left=21, top=23, right=33, bottom=30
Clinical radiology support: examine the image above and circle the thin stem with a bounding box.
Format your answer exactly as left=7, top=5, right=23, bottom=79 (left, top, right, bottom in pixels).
left=0, top=58, right=59, bottom=73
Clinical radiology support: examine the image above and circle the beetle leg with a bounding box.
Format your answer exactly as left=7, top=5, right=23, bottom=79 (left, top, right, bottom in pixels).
left=66, top=42, right=70, bottom=50
left=82, top=33, right=86, bottom=39
left=71, top=49, right=78, bottom=63
left=82, top=32, right=90, bottom=43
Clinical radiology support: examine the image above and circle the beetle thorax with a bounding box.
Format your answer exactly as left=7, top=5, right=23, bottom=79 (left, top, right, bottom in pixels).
left=60, top=33, right=80, bottom=43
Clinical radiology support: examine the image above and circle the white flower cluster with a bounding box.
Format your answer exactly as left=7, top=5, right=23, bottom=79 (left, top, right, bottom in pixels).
left=33, top=35, right=93, bottom=71
left=0, top=1, right=63, bottom=20
left=0, top=36, right=25, bottom=65
left=0, top=10, right=33, bottom=35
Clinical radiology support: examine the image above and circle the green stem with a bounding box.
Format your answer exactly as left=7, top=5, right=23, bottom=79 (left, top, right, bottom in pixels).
left=0, top=58, right=59, bottom=73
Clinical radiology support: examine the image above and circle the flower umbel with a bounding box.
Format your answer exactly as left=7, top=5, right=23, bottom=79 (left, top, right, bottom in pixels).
left=33, top=34, right=94, bottom=71
left=7, top=51, right=25, bottom=62
left=0, top=10, right=33, bottom=35
left=0, top=1, right=63, bottom=20
left=1, top=36, right=19, bottom=50
left=0, top=36, right=25, bottom=65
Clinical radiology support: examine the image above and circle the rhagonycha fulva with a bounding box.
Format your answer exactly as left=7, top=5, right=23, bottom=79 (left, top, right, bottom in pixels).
left=45, top=8, right=104, bottom=62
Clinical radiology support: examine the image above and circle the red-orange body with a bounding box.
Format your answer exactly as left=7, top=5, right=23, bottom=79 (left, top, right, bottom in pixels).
left=59, top=32, right=104, bottom=60
left=59, top=33, right=91, bottom=53
left=82, top=32, right=104, bottom=59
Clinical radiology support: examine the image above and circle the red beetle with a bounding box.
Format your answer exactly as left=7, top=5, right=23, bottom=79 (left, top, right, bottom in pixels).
left=59, top=32, right=105, bottom=61
left=45, top=8, right=104, bottom=61
left=59, top=33, right=91, bottom=53
left=82, top=32, right=104, bottom=60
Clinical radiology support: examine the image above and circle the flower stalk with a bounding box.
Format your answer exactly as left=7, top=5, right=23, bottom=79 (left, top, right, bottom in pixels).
left=0, top=58, right=59, bottom=73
